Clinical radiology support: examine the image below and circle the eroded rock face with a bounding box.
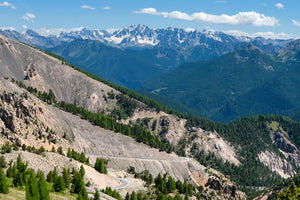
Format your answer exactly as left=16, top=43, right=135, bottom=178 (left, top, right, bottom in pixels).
left=204, top=177, right=239, bottom=198
left=0, top=108, right=16, bottom=131
left=274, top=132, right=297, bottom=154
left=0, top=91, right=42, bottom=146
left=258, top=151, right=296, bottom=178
left=24, top=63, right=37, bottom=80
left=272, top=131, right=300, bottom=168
left=205, top=177, right=222, bottom=191
left=223, top=184, right=237, bottom=197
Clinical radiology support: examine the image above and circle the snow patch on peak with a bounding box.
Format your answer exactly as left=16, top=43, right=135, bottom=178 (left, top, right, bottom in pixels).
left=185, top=28, right=195, bottom=32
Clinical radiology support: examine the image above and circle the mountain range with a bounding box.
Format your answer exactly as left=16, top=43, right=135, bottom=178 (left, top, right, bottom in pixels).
left=0, top=25, right=292, bottom=50
left=0, top=25, right=293, bottom=90
left=2, top=25, right=300, bottom=123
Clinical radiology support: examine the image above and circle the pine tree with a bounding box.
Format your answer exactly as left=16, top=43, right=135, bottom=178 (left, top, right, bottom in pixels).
left=174, top=194, right=182, bottom=200
left=57, top=146, right=64, bottom=155
left=130, top=191, right=137, bottom=200
left=156, top=192, right=165, bottom=200
left=289, top=181, right=297, bottom=199
left=94, top=189, right=100, bottom=200
left=26, top=171, right=40, bottom=200
left=0, top=168, right=8, bottom=194
left=62, top=168, right=71, bottom=188
left=155, top=173, right=167, bottom=194
left=184, top=193, right=189, bottom=200
left=13, top=169, right=24, bottom=187
left=79, top=152, right=86, bottom=163
left=166, top=196, right=173, bottom=200
left=38, top=174, right=50, bottom=200
left=95, top=158, right=107, bottom=174
left=67, top=148, right=72, bottom=158
left=166, top=176, right=176, bottom=193
left=71, top=172, right=86, bottom=196
left=79, top=165, right=85, bottom=177
left=125, top=192, right=130, bottom=200
left=53, top=176, right=66, bottom=193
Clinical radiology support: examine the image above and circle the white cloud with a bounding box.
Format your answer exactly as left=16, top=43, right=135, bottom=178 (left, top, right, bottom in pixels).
left=292, top=20, right=300, bottom=27
left=21, top=13, right=35, bottom=22
left=135, top=8, right=159, bottom=15
left=216, top=0, right=227, bottom=3
left=134, top=8, right=279, bottom=27
left=0, top=1, right=16, bottom=9
left=275, top=3, right=284, bottom=9
left=81, top=5, right=95, bottom=10
left=103, top=6, right=111, bottom=10
left=225, top=29, right=298, bottom=39
left=22, top=25, right=27, bottom=29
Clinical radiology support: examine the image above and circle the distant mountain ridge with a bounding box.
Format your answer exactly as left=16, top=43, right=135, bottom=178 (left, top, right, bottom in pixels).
left=139, top=40, right=300, bottom=123
left=0, top=25, right=292, bottom=52
left=48, top=39, right=167, bottom=89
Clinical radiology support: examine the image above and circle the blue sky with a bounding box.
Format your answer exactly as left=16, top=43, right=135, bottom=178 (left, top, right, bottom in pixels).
left=0, top=0, right=300, bottom=38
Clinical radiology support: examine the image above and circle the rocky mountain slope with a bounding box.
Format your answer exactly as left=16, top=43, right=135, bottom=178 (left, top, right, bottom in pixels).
left=2, top=34, right=300, bottom=199
left=0, top=34, right=247, bottom=199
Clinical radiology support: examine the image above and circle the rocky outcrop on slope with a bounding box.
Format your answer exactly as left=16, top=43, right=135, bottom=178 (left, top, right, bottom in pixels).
left=24, top=63, right=38, bottom=80
left=126, top=109, right=241, bottom=165
left=258, top=151, right=295, bottom=178
left=272, top=131, right=300, bottom=167
left=204, top=177, right=240, bottom=198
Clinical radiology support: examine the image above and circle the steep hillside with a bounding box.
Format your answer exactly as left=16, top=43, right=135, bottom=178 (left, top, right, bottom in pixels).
left=140, top=43, right=284, bottom=122
left=0, top=34, right=248, bottom=199
left=275, top=39, right=300, bottom=62
left=48, top=39, right=166, bottom=89
left=0, top=67, right=245, bottom=199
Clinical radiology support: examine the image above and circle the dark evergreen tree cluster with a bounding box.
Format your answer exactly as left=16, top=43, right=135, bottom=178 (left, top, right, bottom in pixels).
left=94, top=158, right=107, bottom=174
left=101, top=186, right=123, bottom=200
left=67, top=148, right=89, bottom=164
left=154, top=173, right=195, bottom=198
left=21, top=144, right=46, bottom=156
left=110, top=93, right=137, bottom=120
left=127, top=167, right=153, bottom=186
left=277, top=181, right=299, bottom=200
left=26, top=170, right=50, bottom=200
left=2, top=155, right=50, bottom=199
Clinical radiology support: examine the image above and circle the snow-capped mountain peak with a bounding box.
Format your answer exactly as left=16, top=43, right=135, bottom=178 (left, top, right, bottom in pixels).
left=0, top=25, right=294, bottom=50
